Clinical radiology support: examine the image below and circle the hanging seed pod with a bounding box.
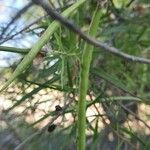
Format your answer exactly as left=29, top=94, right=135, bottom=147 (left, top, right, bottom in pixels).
left=47, top=124, right=56, bottom=133
left=55, top=105, right=63, bottom=112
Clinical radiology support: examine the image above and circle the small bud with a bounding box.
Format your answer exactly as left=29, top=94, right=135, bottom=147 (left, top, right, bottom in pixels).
left=47, top=124, right=56, bottom=133
left=55, top=105, right=62, bottom=112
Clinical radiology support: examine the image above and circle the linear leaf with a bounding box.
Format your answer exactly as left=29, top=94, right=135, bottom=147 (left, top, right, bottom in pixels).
left=5, top=75, right=59, bottom=113
left=0, top=0, right=86, bottom=92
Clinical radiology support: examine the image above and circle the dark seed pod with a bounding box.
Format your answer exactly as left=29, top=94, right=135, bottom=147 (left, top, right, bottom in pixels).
left=55, top=105, right=62, bottom=112
left=47, top=124, right=56, bottom=133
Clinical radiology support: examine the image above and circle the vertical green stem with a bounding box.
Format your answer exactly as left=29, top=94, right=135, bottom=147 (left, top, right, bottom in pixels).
left=77, top=5, right=102, bottom=150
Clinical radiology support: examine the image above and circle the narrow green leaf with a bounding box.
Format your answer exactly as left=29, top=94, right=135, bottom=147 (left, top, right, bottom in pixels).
left=5, top=75, right=59, bottom=113
left=0, top=46, right=30, bottom=54
left=120, top=127, right=145, bottom=146
left=37, top=60, right=59, bottom=80
left=91, top=68, right=130, bottom=93
left=0, top=0, right=86, bottom=92
left=31, top=111, right=54, bottom=126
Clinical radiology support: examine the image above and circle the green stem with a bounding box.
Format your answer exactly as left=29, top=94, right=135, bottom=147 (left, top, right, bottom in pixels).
left=0, top=0, right=85, bottom=92
left=0, top=46, right=29, bottom=54
left=77, top=5, right=102, bottom=150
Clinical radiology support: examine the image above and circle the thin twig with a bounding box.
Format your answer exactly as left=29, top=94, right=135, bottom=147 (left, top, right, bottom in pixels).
left=87, top=92, right=137, bottom=149
left=120, top=103, right=150, bottom=130
left=0, top=15, right=46, bottom=44
left=0, top=2, right=33, bottom=38
left=32, top=0, right=150, bottom=64
left=99, top=112, right=137, bottom=150
left=0, top=3, right=73, bottom=44
left=126, top=0, right=135, bottom=7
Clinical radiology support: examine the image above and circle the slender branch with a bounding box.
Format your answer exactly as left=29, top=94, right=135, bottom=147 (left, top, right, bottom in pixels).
left=0, top=46, right=49, bottom=57
left=88, top=94, right=137, bottom=149
left=0, top=3, right=73, bottom=44
left=0, top=15, right=46, bottom=44
left=0, top=46, right=30, bottom=54
left=100, top=114, right=137, bottom=150
left=120, top=103, right=150, bottom=130
left=126, top=0, right=135, bottom=7
left=32, top=0, right=150, bottom=64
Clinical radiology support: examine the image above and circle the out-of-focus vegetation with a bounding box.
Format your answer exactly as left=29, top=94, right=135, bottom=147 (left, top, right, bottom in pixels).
left=0, top=0, right=150, bottom=150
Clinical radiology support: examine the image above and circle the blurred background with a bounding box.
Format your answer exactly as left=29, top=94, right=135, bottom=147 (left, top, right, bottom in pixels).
left=0, top=0, right=150, bottom=149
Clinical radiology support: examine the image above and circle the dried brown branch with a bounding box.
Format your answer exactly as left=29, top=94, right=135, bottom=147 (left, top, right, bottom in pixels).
left=32, top=0, right=150, bottom=64
left=120, top=103, right=150, bottom=130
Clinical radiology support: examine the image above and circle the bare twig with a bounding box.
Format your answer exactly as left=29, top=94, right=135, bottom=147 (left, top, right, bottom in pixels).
left=0, top=15, right=46, bottom=44
left=86, top=92, right=137, bottom=149
left=98, top=110, right=137, bottom=149
left=120, top=103, right=150, bottom=130
left=0, top=2, right=73, bottom=44
left=0, top=2, right=33, bottom=38
left=126, top=0, right=135, bottom=7
left=32, top=0, right=150, bottom=64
